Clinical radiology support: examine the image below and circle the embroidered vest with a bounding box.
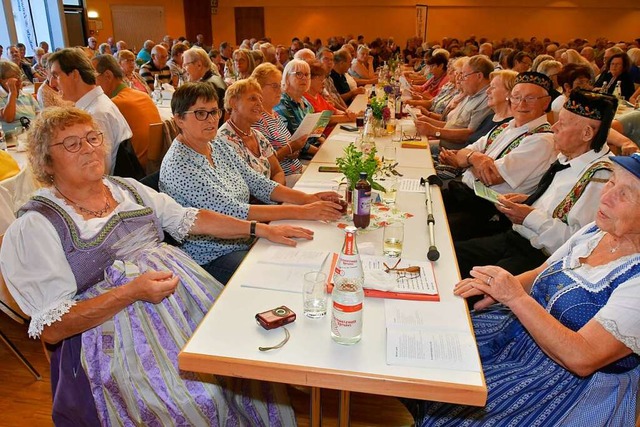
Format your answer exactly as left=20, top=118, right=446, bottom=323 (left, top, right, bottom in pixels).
left=485, top=122, right=552, bottom=159
left=18, top=177, right=162, bottom=291
left=552, top=161, right=612, bottom=223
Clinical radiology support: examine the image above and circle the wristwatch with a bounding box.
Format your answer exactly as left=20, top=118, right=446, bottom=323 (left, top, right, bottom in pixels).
left=250, top=221, right=257, bottom=237
left=435, top=131, right=441, bottom=138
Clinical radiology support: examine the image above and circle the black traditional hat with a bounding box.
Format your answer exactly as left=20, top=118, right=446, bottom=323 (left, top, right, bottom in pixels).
left=563, top=88, right=617, bottom=121
left=514, top=71, right=553, bottom=94
left=564, top=89, right=618, bottom=151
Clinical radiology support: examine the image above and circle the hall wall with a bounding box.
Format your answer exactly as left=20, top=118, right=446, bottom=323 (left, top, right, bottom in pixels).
left=84, top=0, right=640, bottom=48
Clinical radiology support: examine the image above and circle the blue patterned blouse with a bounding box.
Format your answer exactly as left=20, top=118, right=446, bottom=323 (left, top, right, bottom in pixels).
left=159, top=138, right=277, bottom=264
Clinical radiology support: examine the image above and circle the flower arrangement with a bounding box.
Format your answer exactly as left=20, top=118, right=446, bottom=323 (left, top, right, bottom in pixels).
left=369, top=96, right=391, bottom=122
left=335, top=143, right=399, bottom=191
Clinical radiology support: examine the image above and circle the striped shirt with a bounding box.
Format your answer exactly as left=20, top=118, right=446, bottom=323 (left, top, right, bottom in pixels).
left=252, top=111, right=303, bottom=176
left=139, top=61, right=172, bottom=89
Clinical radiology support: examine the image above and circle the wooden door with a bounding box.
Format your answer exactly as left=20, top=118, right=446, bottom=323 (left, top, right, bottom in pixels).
left=234, top=7, right=264, bottom=46
left=183, top=0, right=213, bottom=47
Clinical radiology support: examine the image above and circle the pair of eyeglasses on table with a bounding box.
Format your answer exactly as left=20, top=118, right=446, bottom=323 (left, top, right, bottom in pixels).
left=402, top=132, right=422, bottom=141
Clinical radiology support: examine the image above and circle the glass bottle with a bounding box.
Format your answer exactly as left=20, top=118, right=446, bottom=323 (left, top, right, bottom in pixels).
left=353, top=172, right=371, bottom=229
left=613, top=81, right=623, bottom=100
left=153, top=74, right=163, bottom=105
left=331, top=226, right=364, bottom=345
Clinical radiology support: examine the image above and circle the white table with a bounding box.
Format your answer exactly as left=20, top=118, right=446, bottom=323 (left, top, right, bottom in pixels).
left=179, top=100, right=486, bottom=425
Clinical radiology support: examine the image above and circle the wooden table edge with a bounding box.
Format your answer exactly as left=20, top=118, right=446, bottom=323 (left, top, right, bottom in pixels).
left=178, top=352, right=487, bottom=407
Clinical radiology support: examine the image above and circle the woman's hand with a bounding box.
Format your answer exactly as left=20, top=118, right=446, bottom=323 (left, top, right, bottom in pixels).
left=289, top=134, right=308, bottom=152
left=298, top=201, right=343, bottom=221
left=453, top=278, right=498, bottom=310
left=126, top=271, right=179, bottom=304
left=312, top=191, right=341, bottom=202
left=468, top=265, right=528, bottom=307
left=259, top=224, right=314, bottom=246
left=4, top=77, right=20, bottom=93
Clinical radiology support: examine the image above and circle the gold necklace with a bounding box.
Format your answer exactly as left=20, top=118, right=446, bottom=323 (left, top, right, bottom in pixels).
left=54, top=184, right=111, bottom=218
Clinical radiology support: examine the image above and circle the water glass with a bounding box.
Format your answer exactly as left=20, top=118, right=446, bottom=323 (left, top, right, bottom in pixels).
left=303, top=271, right=327, bottom=318
left=386, top=119, right=396, bottom=135
left=382, top=144, right=397, bottom=166
left=383, top=222, right=404, bottom=257
left=381, top=176, right=399, bottom=205
left=391, top=124, right=403, bottom=142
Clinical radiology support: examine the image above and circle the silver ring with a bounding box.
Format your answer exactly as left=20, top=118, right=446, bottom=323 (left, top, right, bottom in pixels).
left=487, top=277, right=493, bottom=285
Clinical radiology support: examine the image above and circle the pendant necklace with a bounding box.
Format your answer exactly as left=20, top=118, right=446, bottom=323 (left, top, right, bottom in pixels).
left=54, top=184, right=111, bottom=218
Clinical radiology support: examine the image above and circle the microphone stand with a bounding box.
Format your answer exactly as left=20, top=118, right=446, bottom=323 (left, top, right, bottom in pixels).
left=420, top=175, right=443, bottom=261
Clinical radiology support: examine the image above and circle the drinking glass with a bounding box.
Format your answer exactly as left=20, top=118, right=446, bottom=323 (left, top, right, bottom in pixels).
left=391, top=124, right=403, bottom=142
left=383, top=222, right=404, bottom=257
left=380, top=176, right=399, bottom=205
left=382, top=144, right=397, bottom=167
left=303, top=271, right=327, bottom=318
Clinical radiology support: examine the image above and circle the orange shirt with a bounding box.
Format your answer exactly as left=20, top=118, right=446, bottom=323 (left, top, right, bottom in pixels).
left=111, top=86, right=162, bottom=169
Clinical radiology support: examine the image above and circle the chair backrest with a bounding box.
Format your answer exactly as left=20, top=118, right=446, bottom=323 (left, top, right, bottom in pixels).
left=114, top=138, right=145, bottom=180
left=146, top=122, right=164, bottom=175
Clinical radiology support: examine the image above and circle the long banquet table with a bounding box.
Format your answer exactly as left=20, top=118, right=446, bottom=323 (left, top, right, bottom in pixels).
left=178, top=94, right=486, bottom=425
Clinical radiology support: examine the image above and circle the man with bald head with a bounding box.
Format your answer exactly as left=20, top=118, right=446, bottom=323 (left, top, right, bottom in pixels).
left=139, top=44, right=171, bottom=91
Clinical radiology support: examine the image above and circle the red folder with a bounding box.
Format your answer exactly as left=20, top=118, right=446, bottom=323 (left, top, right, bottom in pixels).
left=327, top=254, right=440, bottom=302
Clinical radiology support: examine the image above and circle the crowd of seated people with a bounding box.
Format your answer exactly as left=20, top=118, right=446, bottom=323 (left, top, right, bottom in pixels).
left=3, top=31, right=640, bottom=426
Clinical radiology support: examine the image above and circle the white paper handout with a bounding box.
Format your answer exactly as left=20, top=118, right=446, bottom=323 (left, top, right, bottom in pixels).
left=399, top=179, right=423, bottom=193
left=290, top=110, right=333, bottom=140
left=241, top=249, right=331, bottom=293
left=385, top=300, right=482, bottom=372
left=361, top=256, right=437, bottom=294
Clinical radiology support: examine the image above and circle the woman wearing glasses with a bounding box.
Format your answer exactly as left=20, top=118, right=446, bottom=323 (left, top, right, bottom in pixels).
left=116, top=49, right=150, bottom=94
left=274, top=59, right=321, bottom=159
left=160, top=83, right=342, bottom=284
left=251, top=62, right=306, bottom=186
left=1, top=106, right=312, bottom=426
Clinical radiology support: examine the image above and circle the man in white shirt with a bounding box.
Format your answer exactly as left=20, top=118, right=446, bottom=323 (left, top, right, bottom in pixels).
left=443, top=72, right=557, bottom=240
left=455, top=89, right=618, bottom=281
left=48, top=48, right=132, bottom=175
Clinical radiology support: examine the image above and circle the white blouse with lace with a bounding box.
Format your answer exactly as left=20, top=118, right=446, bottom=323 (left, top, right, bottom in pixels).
left=0, top=177, right=198, bottom=338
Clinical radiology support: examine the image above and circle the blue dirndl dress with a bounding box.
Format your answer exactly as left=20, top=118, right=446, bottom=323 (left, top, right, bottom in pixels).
left=418, top=225, right=640, bottom=427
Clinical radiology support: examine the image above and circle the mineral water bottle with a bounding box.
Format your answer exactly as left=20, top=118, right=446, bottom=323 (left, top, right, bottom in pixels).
left=331, top=226, right=364, bottom=345
left=613, top=81, right=623, bottom=100
left=153, top=74, right=163, bottom=105
left=352, top=172, right=371, bottom=228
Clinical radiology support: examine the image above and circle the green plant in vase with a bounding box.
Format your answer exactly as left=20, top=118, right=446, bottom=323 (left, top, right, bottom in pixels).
left=336, top=143, right=399, bottom=192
